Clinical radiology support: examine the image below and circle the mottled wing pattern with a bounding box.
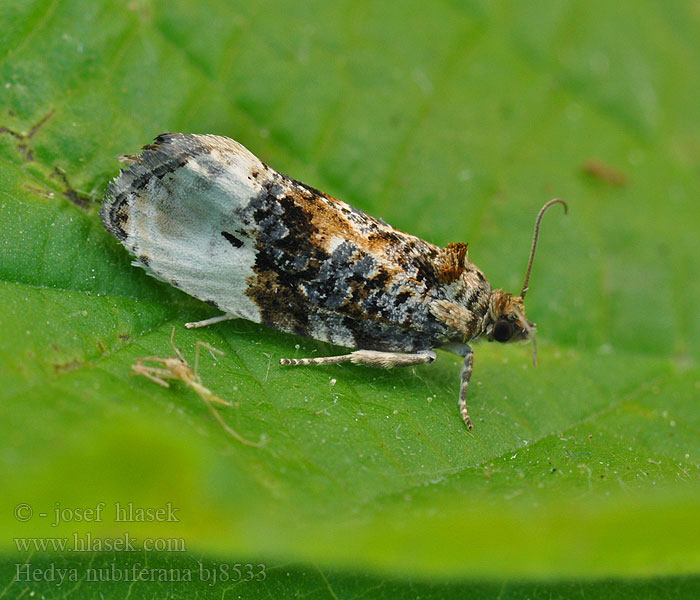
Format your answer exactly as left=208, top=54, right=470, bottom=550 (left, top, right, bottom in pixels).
left=101, top=134, right=464, bottom=352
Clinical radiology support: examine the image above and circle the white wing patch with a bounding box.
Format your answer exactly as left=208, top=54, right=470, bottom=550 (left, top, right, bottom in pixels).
left=102, top=134, right=270, bottom=322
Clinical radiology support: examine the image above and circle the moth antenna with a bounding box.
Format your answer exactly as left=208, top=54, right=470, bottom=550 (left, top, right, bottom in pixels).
left=520, top=199, right=568, bottom=299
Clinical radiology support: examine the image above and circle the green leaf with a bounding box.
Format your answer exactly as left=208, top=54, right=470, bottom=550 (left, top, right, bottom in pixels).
left=1, top=0, right=699, bottom=596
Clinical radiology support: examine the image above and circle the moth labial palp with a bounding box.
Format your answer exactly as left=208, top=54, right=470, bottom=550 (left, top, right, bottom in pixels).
left=101, top=132, right=567, bottom=431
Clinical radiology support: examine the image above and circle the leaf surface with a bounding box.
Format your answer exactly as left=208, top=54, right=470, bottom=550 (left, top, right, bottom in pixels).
left=1, top=0, right=699, bottom=595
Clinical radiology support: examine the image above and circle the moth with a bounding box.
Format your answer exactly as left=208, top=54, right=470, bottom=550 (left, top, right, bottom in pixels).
left=101, top=133, right=566, bottom=429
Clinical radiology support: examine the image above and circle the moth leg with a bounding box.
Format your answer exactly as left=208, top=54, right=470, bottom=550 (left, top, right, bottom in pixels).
left=458, top=347, right=474, bottom=430
left=185, top=314, right=235, bottom=329
left=442, top=343, right=475, bottom=430
left=280, top=349, right=436, bottom=369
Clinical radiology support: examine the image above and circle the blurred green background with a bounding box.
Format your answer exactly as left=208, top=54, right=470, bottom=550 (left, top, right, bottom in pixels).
left=1, top=0, right=699, bottom=597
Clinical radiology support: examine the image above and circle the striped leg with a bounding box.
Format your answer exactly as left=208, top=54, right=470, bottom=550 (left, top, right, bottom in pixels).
left=458, top=348, right=474, bottom=430
left=280, top=349, right=436, bottom=369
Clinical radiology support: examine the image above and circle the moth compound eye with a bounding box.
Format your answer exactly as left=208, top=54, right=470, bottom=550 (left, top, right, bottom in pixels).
left=492, top=319, right=514, bottom=343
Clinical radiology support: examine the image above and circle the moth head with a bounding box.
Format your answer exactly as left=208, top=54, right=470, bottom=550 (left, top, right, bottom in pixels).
left=486, top=291, right=534, bottom=345
left=486, top=199, right=568, bottom=365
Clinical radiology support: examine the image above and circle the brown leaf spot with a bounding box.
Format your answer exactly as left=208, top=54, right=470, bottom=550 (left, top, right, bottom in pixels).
left=53, top=359, right=83, bottom=374
left=582, top=159, right=628, bottom=186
